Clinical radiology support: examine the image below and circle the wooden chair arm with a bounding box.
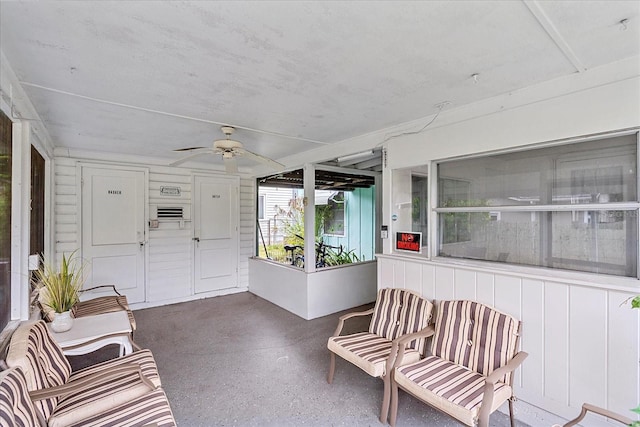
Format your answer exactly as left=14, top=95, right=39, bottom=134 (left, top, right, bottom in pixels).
left=28, top=363, right=156, bottom=402
left=388, top=325, right=436, bottom=371
left=331, top=308, right=374, bottom=337
left=478, top=351, right=528, bottom=425
left=563, top=403, right=633, bottom=427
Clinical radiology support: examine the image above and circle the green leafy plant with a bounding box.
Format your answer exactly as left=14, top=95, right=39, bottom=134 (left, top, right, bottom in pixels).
left=33, top=250, right=87, bottom=313
left=324, top=248, right=360, bottom=266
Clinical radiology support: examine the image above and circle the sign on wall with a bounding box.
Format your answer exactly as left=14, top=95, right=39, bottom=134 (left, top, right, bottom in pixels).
left=396, top=231, right=422, bottom=253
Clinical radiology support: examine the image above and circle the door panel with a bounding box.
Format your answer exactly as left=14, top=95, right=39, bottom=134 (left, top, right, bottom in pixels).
left=82, top=166, right=146, bottom=303
left=194, top=175, right=238, bottom=293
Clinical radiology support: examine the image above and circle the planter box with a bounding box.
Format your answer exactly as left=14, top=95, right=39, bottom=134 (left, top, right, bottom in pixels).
left=248, top=258, right=377, bottom=320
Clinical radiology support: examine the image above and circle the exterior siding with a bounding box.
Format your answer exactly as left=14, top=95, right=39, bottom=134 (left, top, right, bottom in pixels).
left=53, top=157, right=252, bottom=306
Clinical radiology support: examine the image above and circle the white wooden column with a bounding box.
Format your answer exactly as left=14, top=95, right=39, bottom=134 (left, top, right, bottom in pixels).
left=303, top=164, right=315, bottom=273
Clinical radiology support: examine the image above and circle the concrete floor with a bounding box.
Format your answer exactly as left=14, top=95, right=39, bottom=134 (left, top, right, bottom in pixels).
left=74, top=292, right=531, bottom=427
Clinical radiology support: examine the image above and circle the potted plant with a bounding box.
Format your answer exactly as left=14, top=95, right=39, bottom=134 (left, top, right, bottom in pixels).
left=33, top=250, right=87, bottom=332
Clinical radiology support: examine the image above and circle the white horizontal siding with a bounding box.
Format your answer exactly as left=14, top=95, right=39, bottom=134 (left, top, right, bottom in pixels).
left=239, top=179, right=256, bottom=285
left=377, top=255, right=639, bottom=426
left=53, top=156, right=252, bottom=306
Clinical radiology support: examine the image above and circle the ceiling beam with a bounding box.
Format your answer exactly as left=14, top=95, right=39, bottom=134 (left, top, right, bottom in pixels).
left=523, top=0, right=586, bottom=73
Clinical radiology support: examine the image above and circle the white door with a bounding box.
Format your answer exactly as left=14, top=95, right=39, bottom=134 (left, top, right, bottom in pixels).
left=193, top=175, right=238, bottom=293
left=82, top=165, right=146, bottom=303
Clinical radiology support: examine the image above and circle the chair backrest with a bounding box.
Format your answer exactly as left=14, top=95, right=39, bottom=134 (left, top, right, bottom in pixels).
left=369, top=288, right=433, bottom=353
left=0, top=366, right=42, bottom=427
left=5, top=320, right=72, bottom=421
left=431, top=300, right=520, bottom=383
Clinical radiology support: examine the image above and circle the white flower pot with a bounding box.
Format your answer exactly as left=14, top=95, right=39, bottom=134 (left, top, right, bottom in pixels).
left=51, top=310, right=73, bottom=332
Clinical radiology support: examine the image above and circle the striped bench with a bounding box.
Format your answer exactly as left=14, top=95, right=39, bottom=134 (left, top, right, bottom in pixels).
left=390, top=300, right=528, bottom=427
left=327, top=287, right=433, bottom=423
left=4, top=320, right=175, bottom=427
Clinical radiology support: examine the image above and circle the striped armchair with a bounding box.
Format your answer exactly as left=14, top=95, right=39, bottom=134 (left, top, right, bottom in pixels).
left=0, top=367, right=41, bottom=427
left=327, top=288, right=434, bottom=423
left=390, top=300, right=528, bottom=427
left=0, top=365, right=176, bottom=427
left=4, top=320, right=175, bottom=426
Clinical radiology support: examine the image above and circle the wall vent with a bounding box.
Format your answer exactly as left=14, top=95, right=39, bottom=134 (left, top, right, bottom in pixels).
left=157, top=207, right=184, bottom=219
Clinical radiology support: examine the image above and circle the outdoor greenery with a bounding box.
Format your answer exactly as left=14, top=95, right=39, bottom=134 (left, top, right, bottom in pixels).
left=33, top=250, right=86, bottom=313
left=264, top=196, right=359, bottom=267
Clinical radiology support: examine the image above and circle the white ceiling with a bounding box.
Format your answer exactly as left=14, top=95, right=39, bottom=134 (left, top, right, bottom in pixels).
left=1, top=1, right=638, bottom=171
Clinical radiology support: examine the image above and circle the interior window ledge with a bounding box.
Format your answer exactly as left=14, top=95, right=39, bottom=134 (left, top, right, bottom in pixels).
left=375, top=253, right=640, bottom=293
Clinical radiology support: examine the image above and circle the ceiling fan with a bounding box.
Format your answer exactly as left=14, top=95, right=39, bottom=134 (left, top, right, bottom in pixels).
left=170, top=126, right=285, bottom=173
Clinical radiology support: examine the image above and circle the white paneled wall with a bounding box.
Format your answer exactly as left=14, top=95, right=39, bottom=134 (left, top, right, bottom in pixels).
left=148, top=170, right=192, bottom=302
left=54, top=160, right=79, bottom=257
left=377, top=255, right=639, bottom=426
left=239, top=179, right=256, bottom=287
left=54, top=156, right=254, bottom=306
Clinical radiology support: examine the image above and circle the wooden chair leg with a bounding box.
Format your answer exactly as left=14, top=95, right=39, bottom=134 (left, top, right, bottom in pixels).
left=380, top=374, right=391, bottom=423
left=509, top=398, right=515, bottom=427
left=389, top=379, right=399, bottom=427
left=327, top=352, right=336, bottom=384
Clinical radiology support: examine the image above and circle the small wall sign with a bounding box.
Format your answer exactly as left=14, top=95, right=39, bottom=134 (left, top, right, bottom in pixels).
left=160, top=186, right=181, bottom=196
left=108, top=190, right=122, bottom=195
left=396, top=231, right=422, bottom=253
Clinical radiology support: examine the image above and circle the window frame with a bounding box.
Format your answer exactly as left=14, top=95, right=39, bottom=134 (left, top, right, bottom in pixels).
left=432, top=129, right=640, bottom=279
left=322, top=191, right=345, bottom=237
left=257, top=194, right=266, bottom=220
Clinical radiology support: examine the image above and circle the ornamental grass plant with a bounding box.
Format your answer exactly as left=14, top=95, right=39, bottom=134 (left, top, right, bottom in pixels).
left=33, top=250, right=87, bottom=314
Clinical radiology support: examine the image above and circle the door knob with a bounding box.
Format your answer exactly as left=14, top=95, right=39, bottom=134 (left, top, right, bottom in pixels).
left=193, top=237, right=200, bottom=242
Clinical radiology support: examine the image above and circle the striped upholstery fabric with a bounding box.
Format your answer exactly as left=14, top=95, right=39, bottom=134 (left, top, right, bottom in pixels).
left=73, top=296, right=137, bottom=331
left=0, top=367, right=41, bottom=427
left=369, top=288, right=433, bottom=354
left=328, top=332, right=422, bottom=378
left=431, top=300, right=520, bottom=382
left=328, top=288, right=433, bottom=378
left=395, top=356, right=512, bottom=426
left=5, top=320, right=72, bottom=420
left=68, top=388, right=176, bottom=427
left=70, top=348, right=161, bottom=388
left=5, top=320, right=164, bottom=427
left=393, top=300, right=521, bottom=426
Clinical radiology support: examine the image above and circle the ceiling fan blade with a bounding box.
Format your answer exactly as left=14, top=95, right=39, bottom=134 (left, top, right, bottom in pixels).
left=237, top=148, right=284, bottom=171
left=169, top=149, right=213, bottom=166
left=224, top=156, right=238, bottom=173
left=173, top=146, right=207, bottom=152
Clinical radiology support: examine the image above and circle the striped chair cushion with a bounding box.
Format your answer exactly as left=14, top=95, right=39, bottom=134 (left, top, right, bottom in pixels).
left=0, top=367, right=41, bottom=427
left=73, top=296, right=137, bottom=331
left=67, top=388, right=176, bottom=427
left=369, top=288, right=433, bottom=353
left=6, top=320, right=72, bottom=420
left=395, top=356, right=512, bottom=426
left=327, top=332, right=421, bottom=378
left=431, top=300, right=520, bottom=381
left=70, top=349, right=161, bottom=388
left=49, top=364, right=161, bottom=427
